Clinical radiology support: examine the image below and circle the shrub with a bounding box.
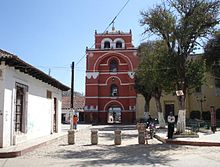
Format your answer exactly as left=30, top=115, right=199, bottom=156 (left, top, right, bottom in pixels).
left=202, top=111, right=211, bottom=120
left=190, top=110, right=201, bottom=119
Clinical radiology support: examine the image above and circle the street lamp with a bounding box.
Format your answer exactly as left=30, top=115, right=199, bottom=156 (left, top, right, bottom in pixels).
left=196, top=96, right=206, bottom=120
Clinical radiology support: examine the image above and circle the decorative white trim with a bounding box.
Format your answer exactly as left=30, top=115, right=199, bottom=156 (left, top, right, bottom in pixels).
left=113, top=38, right=125, bottom=49
left=105, top=76, right=122, bottom=85
left=88, top=48, right=137, bottom=52
left=99, top=72, right=129, bottom=75
left=96, top=33, right=131, bottom=37
left=84, top=105, right=98, bottom=111
left=101, top=38, right=113, bottom=49
left=85, top=96, right=136, bottom=99
left=89, top=53, right=94, bottom=57
left=86, top=72, right=99, bottom=79
left=104, top=100, right=125, bottom=111
left=93, top=52, right=134, bottom=71
left=99, top=64, right=108, bottom=66
left=106, top=56, right=120, bottom=65
left=86, top=83, right=135, bottom=86
left=128, top=72, right=135, bottom=79
left=84, top=110, right=135, bottom=112
left=99, top=63, right=128, bottom=66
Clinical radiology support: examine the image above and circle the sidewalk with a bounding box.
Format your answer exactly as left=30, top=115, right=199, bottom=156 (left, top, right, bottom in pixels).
left=0, top=124, right=91, bottom=158
left=1, top=125, right=219, bottom=158
left=154, top=128, right=220, bottom=146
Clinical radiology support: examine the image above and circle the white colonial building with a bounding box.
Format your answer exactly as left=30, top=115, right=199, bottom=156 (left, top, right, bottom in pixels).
left=0, top=49, right=69, bottom=148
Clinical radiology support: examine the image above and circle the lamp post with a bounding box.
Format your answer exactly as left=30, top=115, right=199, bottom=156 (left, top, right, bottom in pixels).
left=196, top=96, right=206, bottom=120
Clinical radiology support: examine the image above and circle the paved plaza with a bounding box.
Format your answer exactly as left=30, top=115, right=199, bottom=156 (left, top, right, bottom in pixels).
left=0, top=125, right=220, bottom=167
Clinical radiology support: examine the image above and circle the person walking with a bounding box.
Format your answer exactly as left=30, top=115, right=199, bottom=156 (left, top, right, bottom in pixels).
left=167, top=112, right=175, bottom=139
left=73, top=114, right=78, bottom=130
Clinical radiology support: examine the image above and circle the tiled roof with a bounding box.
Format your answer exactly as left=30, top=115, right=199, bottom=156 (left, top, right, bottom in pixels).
left=62, top=92, right=85, bottom=110
left=0, top=49, right=70, bottom=91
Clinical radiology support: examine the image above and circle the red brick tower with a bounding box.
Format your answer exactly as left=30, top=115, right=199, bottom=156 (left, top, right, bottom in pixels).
left=85, top=29, right=138, bottom=124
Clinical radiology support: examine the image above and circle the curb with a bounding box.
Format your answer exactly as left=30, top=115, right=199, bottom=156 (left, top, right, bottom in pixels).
left=154, top=134, right=220, bottom=147
left=0, top=133, right=67, bottom=158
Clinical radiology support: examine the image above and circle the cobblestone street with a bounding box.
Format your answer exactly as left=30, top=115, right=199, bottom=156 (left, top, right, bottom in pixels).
left=1, top=125, right=220, bottom=167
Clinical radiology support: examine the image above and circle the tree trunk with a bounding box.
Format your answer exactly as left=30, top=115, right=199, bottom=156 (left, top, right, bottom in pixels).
left=144, top=96, right=151, bottom=119
left=155, top=97, right=166, bottom=128
left=176, top=95, right=186, bottom=133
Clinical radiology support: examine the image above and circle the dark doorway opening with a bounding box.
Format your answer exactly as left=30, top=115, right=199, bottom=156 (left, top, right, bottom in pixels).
left=108, top=107, right=121, bottom=124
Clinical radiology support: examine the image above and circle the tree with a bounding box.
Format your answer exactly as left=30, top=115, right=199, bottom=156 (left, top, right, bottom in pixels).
left=140, top=0, right=220, bottom=132
left=135, top=41, right=166, bottom=127
left=204, top=31, right=220, bottom=87
left=135, top=43, right=153, bottom=119
left=134, top=75, right=152, bottom=117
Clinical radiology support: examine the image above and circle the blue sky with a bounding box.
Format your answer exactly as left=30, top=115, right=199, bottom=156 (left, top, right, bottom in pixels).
left=0, top=0, right=162, bottom=94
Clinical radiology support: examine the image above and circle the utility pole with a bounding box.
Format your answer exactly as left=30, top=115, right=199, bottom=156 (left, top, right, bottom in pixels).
left=71, top=61, right=74, bottom=109
left=68, top=61, right=75, bottom=145
left=70, top=61, right=74, bottom=130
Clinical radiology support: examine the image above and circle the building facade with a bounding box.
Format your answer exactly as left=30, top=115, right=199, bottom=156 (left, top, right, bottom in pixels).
left=62, top=91, right=85, bottom=123
left=0, top=50, right=69, bottom=148
left=85, top=29, right=138, bottom=124
left=136, top=73, right=220, bottom=121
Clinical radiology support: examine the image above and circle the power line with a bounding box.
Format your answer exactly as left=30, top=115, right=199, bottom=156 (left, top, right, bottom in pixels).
left=75, top=0, right=131, bottom=66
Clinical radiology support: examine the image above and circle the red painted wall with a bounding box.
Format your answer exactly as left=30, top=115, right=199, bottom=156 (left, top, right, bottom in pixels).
left=85, top=30, right=138, bottom=124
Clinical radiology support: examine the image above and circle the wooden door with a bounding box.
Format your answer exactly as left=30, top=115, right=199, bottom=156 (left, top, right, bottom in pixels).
left=53, top=98, right=57, bottom=132
left=15, top=86, right=24, bottom=132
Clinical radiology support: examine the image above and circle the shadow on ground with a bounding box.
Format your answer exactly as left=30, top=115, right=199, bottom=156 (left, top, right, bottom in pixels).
left=50, top=143, right=181, bottom=167
left=93, top=125, right=136, bottom=132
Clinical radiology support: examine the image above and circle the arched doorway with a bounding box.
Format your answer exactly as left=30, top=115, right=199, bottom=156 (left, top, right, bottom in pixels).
left=108, top=106, right=122, bottom=124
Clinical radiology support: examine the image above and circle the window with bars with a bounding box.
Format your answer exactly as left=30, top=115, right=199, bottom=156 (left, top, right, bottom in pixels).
left=15, top=82, right=28, bottom=133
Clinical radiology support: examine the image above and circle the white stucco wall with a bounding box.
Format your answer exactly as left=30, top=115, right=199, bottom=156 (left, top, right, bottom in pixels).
left=0, top=66, right=5, bottom=147
left=0, top=65, right=62, bottom=148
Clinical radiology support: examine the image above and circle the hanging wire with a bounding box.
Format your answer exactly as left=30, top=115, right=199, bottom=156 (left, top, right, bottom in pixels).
left=75, top=0, right=131, bottom=66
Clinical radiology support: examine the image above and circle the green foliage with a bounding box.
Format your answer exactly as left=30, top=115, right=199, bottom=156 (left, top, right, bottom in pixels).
left=185, top=58, right=206, bottom=92
left=140, top=0, right=220, bottom=98
left=204, top=31, right=220, bottom=79
left=135, top=41, right=169, bottom=97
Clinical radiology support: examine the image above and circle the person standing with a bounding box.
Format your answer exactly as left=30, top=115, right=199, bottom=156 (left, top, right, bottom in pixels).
left=73, top=114, right=78, bottom=130
left=210, top=106, right=216, bottom=133
left=167, top=112, right=175, bottom=139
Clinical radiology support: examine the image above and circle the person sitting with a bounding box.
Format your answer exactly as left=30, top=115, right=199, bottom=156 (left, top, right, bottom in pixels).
left=146, top=115, right=153, bottom=128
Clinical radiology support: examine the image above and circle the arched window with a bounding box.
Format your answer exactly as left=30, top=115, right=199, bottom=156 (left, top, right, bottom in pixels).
left=104, top=41, right=110, bottom=49
left=109, top=60, right=118, bottom=72
left=110, top=84, right=118, bottom=96
left=116, top=41, right=122, bottom=48
left=113, top=38, right=125, bottom=49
